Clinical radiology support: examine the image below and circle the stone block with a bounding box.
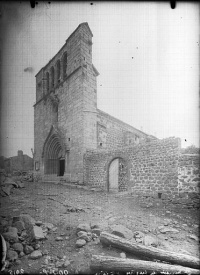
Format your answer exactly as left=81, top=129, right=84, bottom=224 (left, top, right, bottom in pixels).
left=12, top=221, right=25, bottom=235
left=77, top=223, right=91, bottom=233
left=32, top=226, right=46, bottom=240
left=111, top=225, right=133, bottom=240
left=20, top=214, right=36, bottom=229
left=28, top=250, right=43, bottom=259
left=76, top=239, right=86, bottom=247
left=24, top=245, right=34, bottom=255
left=6, top=250, right=18, bottom=261
left=3, top=231, right=18, bottom=243
left=12, top=242, right=24, bottom=253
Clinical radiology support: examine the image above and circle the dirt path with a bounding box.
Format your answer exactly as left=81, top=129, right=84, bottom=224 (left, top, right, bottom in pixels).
left=0, top=181, right=199, bottom=274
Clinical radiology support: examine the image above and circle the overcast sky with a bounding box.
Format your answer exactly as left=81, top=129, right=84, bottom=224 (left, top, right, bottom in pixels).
left=0, top=1, right=199, bottom=157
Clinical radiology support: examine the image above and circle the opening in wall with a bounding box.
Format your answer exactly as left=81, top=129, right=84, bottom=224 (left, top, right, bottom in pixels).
left=58, top=159, right=65, bottom=176
left=35, top=161, right=40, bottom=171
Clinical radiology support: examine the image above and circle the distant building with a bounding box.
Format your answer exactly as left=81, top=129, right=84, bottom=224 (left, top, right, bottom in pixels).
left=0, top=156, right=6, bottom=169
left=3, top=150, right=33, bottom=173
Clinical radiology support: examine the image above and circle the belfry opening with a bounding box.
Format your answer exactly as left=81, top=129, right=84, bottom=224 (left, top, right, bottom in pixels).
left=43, top=127, right=66, bottom=176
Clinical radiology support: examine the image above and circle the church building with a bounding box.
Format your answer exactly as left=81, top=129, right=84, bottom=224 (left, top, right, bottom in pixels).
left=34, top=23, right=150, bottom=184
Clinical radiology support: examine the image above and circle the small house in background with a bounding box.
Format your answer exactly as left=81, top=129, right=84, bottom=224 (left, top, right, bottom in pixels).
left=3, top=150, right=33, bottom=174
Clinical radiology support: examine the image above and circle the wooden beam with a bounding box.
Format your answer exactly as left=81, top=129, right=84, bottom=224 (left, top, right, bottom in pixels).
left=100, top=232, right=200, bottom=269
left=91, top=255, right=200, bottom=274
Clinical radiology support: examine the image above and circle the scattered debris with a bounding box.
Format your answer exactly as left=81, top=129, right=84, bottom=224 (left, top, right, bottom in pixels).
left=159, top=227, right=179, bottom=234
left=188, top=234, right=199, bottom=242
left=6, top=250, right=18, bottom=261
left=28, top=250, right=43, bottom=259
left=55, top=236, right=63, bottom=241
left=77, top=223, right=91, bottom=233
left=76, top=239, right=86, bottom=247
left=143, top=235, right=158, bottom=247
left=12, top=242, right=24, bottom=253
left=24, top=245, right=34, bottom=255
left=32, top=225, right=46, bottom=240
left=110, top=224, right=133, bottom=240
left=65, top=206, right=85, bottom=213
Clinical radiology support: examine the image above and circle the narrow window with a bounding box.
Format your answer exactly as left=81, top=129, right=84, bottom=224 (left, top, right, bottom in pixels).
left=46, top=72, right=49, bottom=92
left=55, top=105, right=58, bottom=122
left=56, top=60, right=61, bottom=84
left=50, top=66, right=55, bottom=89
left=63, top=52, right=67, bottom=78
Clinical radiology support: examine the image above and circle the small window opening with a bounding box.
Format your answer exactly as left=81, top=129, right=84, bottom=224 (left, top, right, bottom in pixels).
left=50, top=66, right=55, bottom=89
left=68, top=138, right=70, bottom=141
left=56, top=60, right=61, bottom=84
left=100, top=143, right=102, bottom=147
left=35, top=161, right=40, bottom=171
left=46, top=72, right=49, bottom=92
left=63, top=52, right=68, bottom=77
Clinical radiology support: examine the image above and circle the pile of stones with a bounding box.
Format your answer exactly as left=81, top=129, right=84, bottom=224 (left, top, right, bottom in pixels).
left=0, top=170, right=25, bottom=197
left=75, top=223, right=101, bottom=248
left=109, top=224, right=159, bottom=247
left=0, top=214, right=56, bottom=270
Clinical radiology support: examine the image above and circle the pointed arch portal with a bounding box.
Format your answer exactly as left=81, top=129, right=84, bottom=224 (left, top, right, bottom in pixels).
left=42, top=126, right=66, bottom=176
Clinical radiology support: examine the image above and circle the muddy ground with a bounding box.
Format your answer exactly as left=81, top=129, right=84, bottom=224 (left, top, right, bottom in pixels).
left=0, top=181, right=199, bottom=274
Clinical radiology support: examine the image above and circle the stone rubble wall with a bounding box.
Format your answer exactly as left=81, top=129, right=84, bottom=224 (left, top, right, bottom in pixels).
left=84, top=137, right=181, bottom=196
left=84, top=137, right=200, bottom=208
left=97, top=109, right=149, bottom=150
left=178, top=154, right=199, bottom=195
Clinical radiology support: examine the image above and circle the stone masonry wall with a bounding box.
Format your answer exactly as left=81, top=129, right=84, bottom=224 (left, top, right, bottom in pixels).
left=97, top=109, right=149, bottom=150
left=4, top=155, right=33, bottom=173
left=34, top=23, right=95, bottom=182
left=178, top=154, right=200, bottom=194
left=84, top=137, right=181, bottom=196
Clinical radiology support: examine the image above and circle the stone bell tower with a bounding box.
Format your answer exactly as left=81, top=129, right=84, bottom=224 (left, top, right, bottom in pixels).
left=34, top=23, right=99, bottom=183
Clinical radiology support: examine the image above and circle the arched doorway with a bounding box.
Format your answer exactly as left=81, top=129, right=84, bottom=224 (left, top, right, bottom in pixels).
left=108, top=158, right=127, bottom=192
left=43, top=127, right=66, bottom=176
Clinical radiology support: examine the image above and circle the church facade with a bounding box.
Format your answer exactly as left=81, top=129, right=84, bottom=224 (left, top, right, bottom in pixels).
left=34, top=23, right=151, bottom=184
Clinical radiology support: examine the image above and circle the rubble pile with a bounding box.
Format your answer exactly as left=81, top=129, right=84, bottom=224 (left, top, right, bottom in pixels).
left=0, top=214, right=57, bottom=270
left=0, top=172, right=25, bottom=197
left=75, top=223, right=101, bottom=247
